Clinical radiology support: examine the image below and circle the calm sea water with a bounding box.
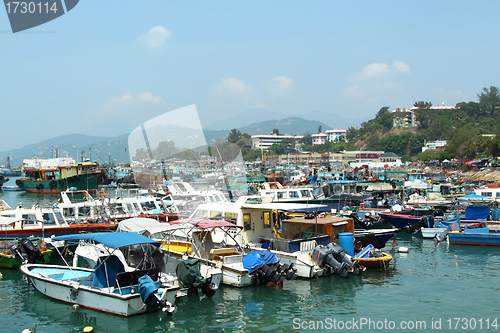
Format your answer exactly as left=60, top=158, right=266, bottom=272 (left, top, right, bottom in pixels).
left=1, top=184, right=500, bottom=332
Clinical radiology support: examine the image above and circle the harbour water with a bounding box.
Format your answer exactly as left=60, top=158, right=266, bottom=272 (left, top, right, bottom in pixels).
left=1, top=186, right=500, bottom=332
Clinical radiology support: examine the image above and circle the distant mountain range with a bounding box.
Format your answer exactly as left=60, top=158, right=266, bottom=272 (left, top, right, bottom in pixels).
left=205, top=108, right=369, bottom=131
left=0, top=110, right=368, bottom=167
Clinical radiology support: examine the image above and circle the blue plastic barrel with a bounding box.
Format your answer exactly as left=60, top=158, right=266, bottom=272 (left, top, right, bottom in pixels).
left=339, top=232, right=354, bottom=256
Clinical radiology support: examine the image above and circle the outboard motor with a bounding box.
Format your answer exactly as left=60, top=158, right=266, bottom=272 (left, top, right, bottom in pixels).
left=176, top=259, right=218, bottom=298
left=404, top=215, right=435, bottom=234
left=326, top=243, right=363, bottom=276
left=312, top=245, right=349, bottom=278
left=137, top=274, right=174, bottom=314
left=19, top=238, right=44, bottom=263
left=350, top=213, right=371, bottom=229
left=250, top=262, right=297, bottom=285
left=9, top=243, right=25, bottom=262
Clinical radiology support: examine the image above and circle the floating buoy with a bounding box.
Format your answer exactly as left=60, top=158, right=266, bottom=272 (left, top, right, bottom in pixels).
left=0, top=272, right=2, bottom=280
left=83, top=327, right=94, bottom=333
left=72, top=304, right=81, bottom=311
left=398, top=246, right=409, bottom=253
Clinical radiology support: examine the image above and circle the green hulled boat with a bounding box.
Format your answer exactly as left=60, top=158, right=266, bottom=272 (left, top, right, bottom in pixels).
left=0, top=239, right=52, bottom=269
left=15, top=158, right=104, bottom=194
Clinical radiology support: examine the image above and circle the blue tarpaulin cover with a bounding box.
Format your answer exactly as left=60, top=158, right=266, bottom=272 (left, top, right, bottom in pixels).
left=91, top=255, right=125, bottom=288
left=52, top=232, right=160, bottom=248
left=465, top=205, right=490, bottom=220
left=138, top=274, right=159, bottom=302
left=242, top=250, right=279, bottom=273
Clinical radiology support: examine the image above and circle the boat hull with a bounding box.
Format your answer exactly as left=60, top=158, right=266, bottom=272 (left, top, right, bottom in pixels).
left=353, top=252, right=393, bottom=269
left=0, top=223, right=117, bottom=239
left=17, top=171, right=104, bottom=194
left=0, top=249, right=52, bottom=269
left=448, top=231, right=500, bottom=246
left=20, top=264, right=179, bottom=316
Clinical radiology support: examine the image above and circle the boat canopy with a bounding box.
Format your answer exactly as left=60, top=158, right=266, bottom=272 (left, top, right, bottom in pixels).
left=116, top=217, right=193, bottom=236
left=171, top=218, right=243, bottom=229
left=52, top=232, right=160, bottom=248
left=0, top=217, right=22, bottom=226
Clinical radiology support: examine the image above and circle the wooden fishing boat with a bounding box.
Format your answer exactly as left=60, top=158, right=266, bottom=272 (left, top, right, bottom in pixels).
left=20, top=232, right=180, bottom=316
left=15, top=158, right=104, bottom=194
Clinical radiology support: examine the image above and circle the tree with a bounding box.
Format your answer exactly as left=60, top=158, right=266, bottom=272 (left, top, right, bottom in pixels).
left=478, top=86, right=500, bottom=118
left=227, top=128, right=243, bottom=143
left=374, top=106, right=393, bottom=129
left=299, top=133, right=312, bottom=145
left=271, top=128, right=280, bottom=135
left=413, top=101, right=432, bottom=109
left=318, top=125, right=322, bottom=133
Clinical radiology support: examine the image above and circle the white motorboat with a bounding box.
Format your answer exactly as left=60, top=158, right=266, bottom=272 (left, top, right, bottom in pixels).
left=20, top=232, right=180, bottom=316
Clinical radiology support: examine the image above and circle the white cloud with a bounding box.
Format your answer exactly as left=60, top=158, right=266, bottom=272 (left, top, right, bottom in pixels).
left=268, top=76, right=295, bottom=95
left=138, top=26, right=172, bottom=49
left=360, top=63, right=390, bottom=79
left=136, top=92, right=163, bottom=103
left=356, top=61, right=412, bottom=80
left=212, top=78, right=253, bottom=95
left=393, top=61, right=411, bottom=74
left=110, top=92, right=163, bottom=105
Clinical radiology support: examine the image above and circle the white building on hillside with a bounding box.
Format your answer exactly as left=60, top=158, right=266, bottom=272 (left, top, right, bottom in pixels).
left=325, top=128, right=347, bottom=142
left=311, top=132, right=327, bottom=145
left=251, top=134, right=303, bottom=151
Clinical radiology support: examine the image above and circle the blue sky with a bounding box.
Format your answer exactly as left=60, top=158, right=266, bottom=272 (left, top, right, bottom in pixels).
left=1, top=0, right=499, bottom=151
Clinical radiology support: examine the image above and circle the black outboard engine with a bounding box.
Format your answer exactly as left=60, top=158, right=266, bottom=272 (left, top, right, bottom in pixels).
left=350, top=213, right=371, bottom=229
left=404, top=215, right=435, bottom=234
left=312, top=245, right=350, bottom=278
left=326, top=243, right=363, bottom=276
left=250, top=262, right=297, bottom=285
left=9, top=243, right=25, bottom=262
left=19, top=238, right=44, bottom=263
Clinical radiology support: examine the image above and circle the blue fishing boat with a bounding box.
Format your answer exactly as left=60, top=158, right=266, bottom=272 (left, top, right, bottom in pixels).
left=448, top=223, right=500, bottom=246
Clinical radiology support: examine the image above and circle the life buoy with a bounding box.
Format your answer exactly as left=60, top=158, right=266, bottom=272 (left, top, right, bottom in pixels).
left=15, top=179, right=23, bottom=187
left=98, top=191, right=106, bottom=199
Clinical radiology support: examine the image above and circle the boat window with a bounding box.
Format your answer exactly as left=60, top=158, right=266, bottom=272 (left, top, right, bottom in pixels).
left=63, top=208, right=75, bottom=218
left=80, top=207, right=92, bottom=217
left=224, top=212, right=237, bottom=223
left=277, top=192, right=285, bottom=199
left=125, top=203, right=134, bottom=213
left=263, top=211, right=271, bottom=228
left=134, top=203, right=142, bottom=212
left=22, top=213, right=38, bottom=225
left=482, top=192, right=493, bottom=197
left=300, top=190, right=311, bottom=198
left=289, top=191, right=300, bottom=198
left=109, top=203, right=125, bottom=215
left=243, top=213, right=251, bottom=231
left=42, top=212, right=56, bottom=225
left=192, top=210, right=208, bottom=218
left=141, top=201, right=157, bottom=210
left=210, top=211, right=222, bottom=218
left=497, top=192, right=500, bottom=198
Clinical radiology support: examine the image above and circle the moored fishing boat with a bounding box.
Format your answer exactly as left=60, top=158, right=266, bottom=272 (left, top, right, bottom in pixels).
left=15, top=158, right=104, bottom=194
left=0, top=204, right=116, bottom=239
left=20, top=232, right=180, bottom=316
left=0, top=217, right=52, bottom=268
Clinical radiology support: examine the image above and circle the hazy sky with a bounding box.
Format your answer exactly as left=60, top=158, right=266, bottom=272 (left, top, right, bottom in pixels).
left=1, top=1, right=499, bottom=151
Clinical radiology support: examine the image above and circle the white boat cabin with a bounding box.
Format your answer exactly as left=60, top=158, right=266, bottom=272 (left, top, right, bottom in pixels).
left=258, top=182, right=318, bottom=203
